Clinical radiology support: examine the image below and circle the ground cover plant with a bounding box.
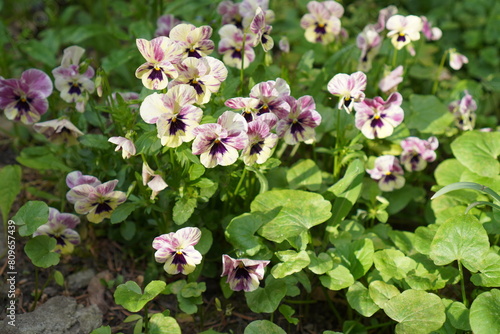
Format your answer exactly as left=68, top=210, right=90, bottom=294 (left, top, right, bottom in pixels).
left=1, top=0, right=499, bottom=333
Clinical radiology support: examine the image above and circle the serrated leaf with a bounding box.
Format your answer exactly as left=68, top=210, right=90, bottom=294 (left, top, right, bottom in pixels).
left=181, top=282, right=206, bottom=298
left=469, top=289, right=500, bottom=334
left=79, top=134, right=111, bottom=150
left=226, top=213, right=266, bottom=256
left=286, top=159, right=322, bottom=191
left=320, top=264, right=355, bottom=291
left=307, top=251, right=333, bottom=275
left=471, top=251, right=500, bottom=287
left=368, top=281, right=400, bottom=309
left=278, top=304, right=299, bottom=325
left=373, top=249, right=417, bottom=281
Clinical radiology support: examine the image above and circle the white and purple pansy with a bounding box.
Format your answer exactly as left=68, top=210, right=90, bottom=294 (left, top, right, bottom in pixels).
left=155, top=14, right=182, bottom=37
left=241, top=118, right=278, bottom=165
left=140, top=85, right=203, bottom=148
left=33, top=117, right=83, bottom=146
left=225, top=96, right=261, bottom=122
left=356, top=24, right=381, bottom=72
left=366, top=155, right=405, bottom=192
left=135, top=36, right=184, bottom=90
left=0, top=69, right=53, bottom=124
left=142, top=162, right=168, bottom=200
left=152, top=227, right=202, bottom=275
left=108, top=136, right=136, bottom=159
left=300, top=0, right=343, bottom=45
left=169, top=23, right=215, bottom=59
left=168, top=56, right=228, bottom=105
left=449, top=49, right=468, bottom=70
left=327, top=71, right=367, bottom=114
left=221, top=254, right=270, bottom=292
left=52, top=46, right=95, bottom=113
left=354, top=92, right=404, bottom=139
left=218, top=24, right=255, bottom=69
left=192, top=111, right=248, bottom=168
left=249, top=7, right=274, bottom=51
left=378, top=65, right=403, bottom=94
left=33, top=207, right=81, bottom=255
left=249, top=78, right=291, bottom=117
left=448, top=90, right=476, bottom=131
left=276, top=95, right=321, bottom=145
left=66, top=170, right=101, bottom=189
left=400, top=136, right=438, bottom=172
left=386, top=15, right=423, bottom=51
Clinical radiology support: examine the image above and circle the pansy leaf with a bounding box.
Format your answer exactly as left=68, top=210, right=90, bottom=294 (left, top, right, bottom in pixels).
left=13, top=201, right=49, bottom=236
left=111, top=202, right=138, bottom=224
left=79, top=134, right=111, bottom=150
left=278, top=304, right=299, bottom=325
left=442, top=299, right=471, bottom=331
left=429, top=214, right=490, bottom=272
left=434, top=159, right=466, bottom=186
left=335, top=238, right=374, bottom=280
left=471, top=251, right=500, bottom=287
left=148, top=313, right=181, bottom=334
left=470, top=289, right=500, bottom=333
left=226, top=213, right=267, bottom=256
left=286, top=159, right=322, bottom=191
left=114, top=280, right=166, bottom=312
left=451, top=131, right=500, bottom=178
left=173, top=196, right=197, bottom=225
left=181, top=282, right=206, bottom=298
left=320, top=264, right=355, bottom=291
left=368, top=281, right=400, bottom=309
left=244, top=320, right=286, bottom=334
left=24, top=235, right=60, bottom=268
left=373, top=249, right=417, bottom=281
left=0, top=165, right=21, bottom=224
left=307, top=251, right=333, bottom=275
left=346, top=282, right=380, bottom=317
left=271, top=250, right=310, bottom=279
left=383, top=290, right=446, bottom=334
left=245, top=277, right=287, bottom=313
left=252, top=189, right=331, bottom=244
left=406, top=94, right=453, bottom=134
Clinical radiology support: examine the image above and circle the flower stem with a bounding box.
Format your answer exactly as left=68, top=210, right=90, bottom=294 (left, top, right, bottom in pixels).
left=234, top=168, right=247, bottom=198
left=239, top=33, right=246, bottom=96
left=392, top=48, right=398, bottom=68
left=144, top=302, right=149, bottom=333
left=333, top=108, right=343, bottom=182
left=457, top=260, right=468, bottom=307
left=432, top=49, right=449, bottom=95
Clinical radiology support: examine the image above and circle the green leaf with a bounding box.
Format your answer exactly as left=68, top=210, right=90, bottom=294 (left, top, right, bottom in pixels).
left=111, top=202, right=137, bottom=224
left=434, top=159, right=466, bottom=186
left=252, top=189, right=331, bottom=244
left=271, top=250, right=310, bottom=279
left=404, top=254, right=456, bottom=291
left=135, top=129, right=162, bottom=155
left=244, top=320, right=286, bottom=334
left=413, top=225, right=438, bottom=255
left=79, top=134, right=112, bottom=150
left=0, top=165, right=21, bottom=223
left=181, top=282, right=206, bottom=298
left=429, top=214, right=490, bottom=272
left=469, top=289, right=500, bottom=334
left=368, top=281, right=400, bottom=309
left=335, top=238, right=374, bottom=280
left=278, top=304, right=299, bottom=325
left=451, top=131, right=500, bottom=178
left=17, top=154, right=71, bottom=172
left=13, top=201, right=49, bottom=236
left=346, top=282, right=380, bottom=317
left=90, top=326, right=112, bottom=334
left=196, top=227, right=213, bottom=255
left=245, top=277, right=287, bottom=313
left=149, top=313, right=181, bottom=334
left=19, top=40, right=56, bottom=66
left=114, top=280, right=166, bottom=312
left=406, top=94, right=454, bottom=134
left=443, top=299, right=471, bottom=331
left=373, top=249, right=417, bottom=281
left=471, top=251, right=500, bottom=287
left=24, top=235, right=60, bottom=268
left=120, top=221, right=136, bottom=241
left=173, top=196, right=197, bottom=225
left=307, top=251, right=333, bottom=275
left=54, top=270, right=65, bottom=286
left=226, top=213, right=266, bottom=256
left=431, top=181, right=500, bottom=202
left=320, top=264, right=355, bottom=290
left=383, top=290, right=446, bottom=334
left=286, top=159, right=322, bottom=191
left=188, top=164, right=205, bottom=181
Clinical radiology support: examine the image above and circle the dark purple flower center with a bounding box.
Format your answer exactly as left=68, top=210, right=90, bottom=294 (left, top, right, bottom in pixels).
left=234, top=265, right=250, bottom=280
left=290, top=120, right=304, bottom=134
left=187, top=47, right=202, bottom=58
left=231, top=48, right=242, bottom=59
left=93, top=199, right=112, bottom=214
left=257, top=104, right=269, bottom=115
left=68, top=82, right=82, bottom=95
left=250, top=141, right=264, bottom=155
left=397, top=33, right=406, bottom=42
left=189, top=79, right=204, bottom=95
left=383, top=173, right=396, bottom=182
left=48, top=233, right=66, bottom=246
left=370, top=114, right=385, bottom=128
left=242, top=111, right=254, bottom=122
left=169, top=116, right=187, bottom=135
left=314, top=22, right=327, bottom=35
left=15, top=96, right=32, bottom=112
left=171, top=251, right=187, bottom=265
left=344, top=97, right=352, bottom=108
left=148, top=66, right=164, bottom=81
left=210, top=139, right=228, bottom=156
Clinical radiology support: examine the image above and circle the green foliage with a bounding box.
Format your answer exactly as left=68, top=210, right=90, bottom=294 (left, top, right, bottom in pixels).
left=24, top=235, right=60, bottom=268
left=469, top=289, right=500, bottom=333
left=114, top=280, right=166, bottom=313
left=244, top=320, right=286, bottom=334
left=13, top=201, right=49, bottom=236
left=0, top=165, right=21, bottom=224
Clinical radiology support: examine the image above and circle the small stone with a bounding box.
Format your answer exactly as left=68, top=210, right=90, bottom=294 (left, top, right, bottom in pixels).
left=67, top=268, right=96, bottom=291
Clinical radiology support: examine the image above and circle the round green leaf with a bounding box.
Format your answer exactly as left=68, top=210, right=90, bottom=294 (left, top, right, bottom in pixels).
left=24, top=235, right=60, bottom=268
left=373, top=249, right=417, bottom=281
left=368, top=281, right=400, bottom=309
left=451, top=131, right=500, bottom=178
left=271, top=250, right=310, bottom=279
left=149, top=313, right=181, bottom=334
left=181, top=282, right=206, bottom=298
left=429, top=214, right=490, bottom=272
left=114, top=280, right=166, bottom=312
left=286, top=159, right=322, bottom=191
left=335, top=238, right=374, bottom=280
left=225, top=213, right=266, bottom=256
left=13, top=201, right=49, bottom=236
left=346, top=282, right=380, bottom=317
left=469, top=289, right=500, bottom=334
left=245, top=277, right=287, bottom=313
left=252, top=190, right=332, bottom=244
left=307, top=251, right=333, bottom=275
left=443, top=299, right=470, bottom=331
left=471, top=251, right=500, bottom=287
left=320, top=264, right=355, bottom=291
left=434, top=159, right=466, bottom=186
left=384, top=290, right=446, bottom=334
left=244, top=320, right=286, bottom=334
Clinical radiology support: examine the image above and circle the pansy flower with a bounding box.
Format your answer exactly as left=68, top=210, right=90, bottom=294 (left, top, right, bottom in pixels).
left=386, top=15, right=423, bottom=51
left=140, top=85, right=203, bottom=147
left=169, top=23, right=215, bottom=59
left=66, top=171, right=101, bottom=189
left=218, top=1, right=244, bottom=29
left=327, top=71, right=367, bottom=113
left=221, top=255, right=270, bottom=292
left=33, top=117, right=84, bottom=145
left=249, top=7, right=274, bottom=51
left=241, top=119, right=278, bottom=165
left=449, top=49, right=468, bottom=70
left=366, top=155, right=405, bottom=192
left=225, top=97, right=261, bottom=122
left=152, top=227, right=202, bottom=275
left=168, top=56, right=228, bottom=104
left=421, top=16, right=442, bottom=41
left=448, top=90, right=477, bottom=131
left=356, top=25, right=382, bottom=72
left=300, top=1, right=343, bottom=45
left=0, top=69, right=53, bottom=124
left=218, top=24, right=256, bottom=69
left=378, top=65, right=403, bottom=94
left=155, top=14, right=182, bottom=37
left=33, top=208, right=81, bottom=255
left=279, top=36, right=290, bottom=53
left=400, top=136, right=438, bottom=172
left=142, top=162, right=168, bottom=200
left=67, top=180, right=127, bottom=224
left=52, top=46, right=95, bottom=112
left=373, top=5, right=398, bottom=32
left=240, top=0, right=275, bottom=28
left=108, top=136, right=136, bottom=159
left=276, top=95, right=322, bottom=145
left=192, top=111, right=248, bottom=168
left=135, top=37, right=183, bottom=90
left=354, top=92, right=404, bottom=139
left=249, top=78, right=291, bottom=117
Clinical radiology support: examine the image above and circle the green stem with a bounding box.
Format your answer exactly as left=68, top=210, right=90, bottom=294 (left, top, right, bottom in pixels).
left=392, top=48, right=398, bottom=68
left=233, top=168, right=247, bottom=198
left=333, top=108, right=343, bottom=182
left=321, top=286, right=342, bottom=325
left=32, top=268, right=40, bottom=311
left=457, top=260, right=468, bottom=307
left=239, top=33, right=246, bottom=96
left=432, top=49, right=449, bottom=95
left=144, top=303, right=149, bottom=333
left=283, top=299, right=317, bottom=304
